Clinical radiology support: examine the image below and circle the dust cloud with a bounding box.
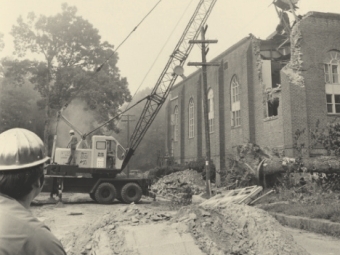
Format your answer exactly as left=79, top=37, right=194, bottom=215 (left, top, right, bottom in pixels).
left=50, top=99, right=99, bottom=148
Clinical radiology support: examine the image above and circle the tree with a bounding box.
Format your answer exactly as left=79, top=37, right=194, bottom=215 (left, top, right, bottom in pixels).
left=0, top=75, right=45, bottom=136
left=7, top=3, right=131, bottom=154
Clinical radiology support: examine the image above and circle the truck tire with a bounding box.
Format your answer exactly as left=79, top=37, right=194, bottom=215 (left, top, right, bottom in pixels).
left=94, top=182, right=117, bottom=204
left=121, top=182, right=142, bottom=204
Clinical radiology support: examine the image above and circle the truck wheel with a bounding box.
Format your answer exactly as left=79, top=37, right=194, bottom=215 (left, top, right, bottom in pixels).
left=121, top=182, right=142, bottom=204
left=94, top=183, right=117, bottom=204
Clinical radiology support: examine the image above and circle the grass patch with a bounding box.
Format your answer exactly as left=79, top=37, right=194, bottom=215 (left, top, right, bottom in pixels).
left=260, top=202, right=340, bottom=223
left=256, top=185, right=340, bottom=223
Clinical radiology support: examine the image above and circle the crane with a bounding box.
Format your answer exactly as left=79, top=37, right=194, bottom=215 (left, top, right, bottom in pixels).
left=122, top=0, right=217, bottom=169
left=46, top=0, right=218, bottom=204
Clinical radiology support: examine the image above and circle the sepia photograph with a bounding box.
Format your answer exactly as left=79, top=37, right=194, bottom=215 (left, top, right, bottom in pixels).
left=1, top=0, right=340, bottom=254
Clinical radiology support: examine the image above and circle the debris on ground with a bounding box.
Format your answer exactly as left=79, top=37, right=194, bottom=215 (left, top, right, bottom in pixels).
left=151, top=169, right=206, bottom=205
left=172, top=202, right=310, bottom=255
left=61, top=192, right=309, bottom=255
left=63, top=204, right=174, bottom=255
left=201, top=186, right=263, bottom=208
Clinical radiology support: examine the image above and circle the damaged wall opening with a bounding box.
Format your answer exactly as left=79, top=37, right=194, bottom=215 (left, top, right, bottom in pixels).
left=271, top=61, right=282, bottom=88
left=262, top=60, right=284, bottom=89
left=268, top=97, right=279, bottom=117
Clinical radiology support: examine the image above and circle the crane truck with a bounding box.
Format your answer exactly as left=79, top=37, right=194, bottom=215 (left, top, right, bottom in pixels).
left=43, top=0, right=217, bottom=204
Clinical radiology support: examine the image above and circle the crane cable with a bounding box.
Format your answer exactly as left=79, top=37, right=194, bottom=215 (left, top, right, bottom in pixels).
left=113, top=0, right=195, bottom=134
left=85, top=94, right=151, bottom=138
left=125, top=0, right=195, bottom=107
left=59, top=0, right=163, bottom=112
left=55, top=0, right=163, bottom=137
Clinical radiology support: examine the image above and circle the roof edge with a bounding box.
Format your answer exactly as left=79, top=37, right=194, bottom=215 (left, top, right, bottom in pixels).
left=171, top=36, right=252, bottom=91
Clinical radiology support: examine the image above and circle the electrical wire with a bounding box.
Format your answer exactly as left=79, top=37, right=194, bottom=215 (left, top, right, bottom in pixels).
left=231, top=2, right=273, bottom=40
left=127, top=0, right=195, bottom=105
left=54, top=0, right=163, bottom=139
left=111, top=0, right=195, bottom=134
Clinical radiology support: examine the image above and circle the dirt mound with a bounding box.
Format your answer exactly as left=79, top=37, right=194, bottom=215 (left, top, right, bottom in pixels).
left=172, top=203, right=309, bottom=255
left=64, top=204, right=174, bottom=255
left=40, top=194, right=309, bottom=255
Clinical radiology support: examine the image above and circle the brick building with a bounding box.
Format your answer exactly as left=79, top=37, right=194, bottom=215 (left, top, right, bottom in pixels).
left=165, top=11, right=340, bottom=172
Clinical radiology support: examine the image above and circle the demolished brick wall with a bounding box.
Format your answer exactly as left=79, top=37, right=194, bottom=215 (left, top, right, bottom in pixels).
left=165, top=11, right=340, bottom=170
left=281, top=12, right=340, bottom=157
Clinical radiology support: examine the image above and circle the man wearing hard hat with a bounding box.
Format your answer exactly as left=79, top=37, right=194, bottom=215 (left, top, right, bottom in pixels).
left=0, top=128, right=66, bottom=255
left=66, top=129, right=78, bottom=165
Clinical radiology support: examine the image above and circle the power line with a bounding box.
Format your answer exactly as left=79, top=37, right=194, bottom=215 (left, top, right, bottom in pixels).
left=232, top=2, right=273, bottom=40
left=126, top=0, right=195, bottom=106
left=111, top=0, right=195, bottom=133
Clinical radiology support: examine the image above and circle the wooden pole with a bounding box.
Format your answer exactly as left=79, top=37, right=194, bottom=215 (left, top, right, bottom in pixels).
left=201, top=25, right=212, bottom=197
left=188, top=25, right=218, bottom=197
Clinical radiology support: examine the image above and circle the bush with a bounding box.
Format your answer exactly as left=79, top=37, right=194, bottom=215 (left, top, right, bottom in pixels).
left=188, top=158, right=205, bottom=173
left=188, top=158, right=216, bottom=182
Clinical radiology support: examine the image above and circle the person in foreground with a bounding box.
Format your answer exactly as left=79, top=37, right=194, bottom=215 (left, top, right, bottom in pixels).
left=0, top=128, right=67, bottom=255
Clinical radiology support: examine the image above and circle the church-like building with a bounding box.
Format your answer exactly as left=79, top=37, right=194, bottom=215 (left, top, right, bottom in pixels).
left=165, top=11, right=340, bottom=173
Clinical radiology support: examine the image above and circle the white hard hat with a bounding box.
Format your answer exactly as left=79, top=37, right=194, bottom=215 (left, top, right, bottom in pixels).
left=69, top=130, right=75, bottom=134
left=0, top=128, right=49, bottom=171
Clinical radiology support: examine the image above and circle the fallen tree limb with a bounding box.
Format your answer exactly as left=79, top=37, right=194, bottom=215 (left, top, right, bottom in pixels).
left=261, top=156, right=340, bottom=175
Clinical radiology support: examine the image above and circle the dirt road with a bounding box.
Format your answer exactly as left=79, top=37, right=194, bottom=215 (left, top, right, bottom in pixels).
left=31, top=193, right=340, bottom=255
left=33, top=193, right=205, bottom=254
left=283, top=227, right=340, bottom=255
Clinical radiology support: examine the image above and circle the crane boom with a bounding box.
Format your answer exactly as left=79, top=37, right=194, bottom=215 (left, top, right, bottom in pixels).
left=122, top=0, right=217, bottom=169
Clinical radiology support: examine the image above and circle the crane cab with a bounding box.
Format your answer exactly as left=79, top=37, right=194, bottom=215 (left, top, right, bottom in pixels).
left=54, top=135, right=126, bottom=170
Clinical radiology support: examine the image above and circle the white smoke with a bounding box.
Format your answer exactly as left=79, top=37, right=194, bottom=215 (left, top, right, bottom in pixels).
left=50, top=99, right=99, bottom=148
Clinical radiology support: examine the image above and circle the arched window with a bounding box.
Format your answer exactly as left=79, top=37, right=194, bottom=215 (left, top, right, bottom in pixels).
left=188, top=99, right=194, bottom=138
left=208, top=89, right=214, bottom=133
left=174, top=106, right=179, bottom=141
left=231, top=76, right=241, bottom=127
left=325, top=51, right=340, bottom=113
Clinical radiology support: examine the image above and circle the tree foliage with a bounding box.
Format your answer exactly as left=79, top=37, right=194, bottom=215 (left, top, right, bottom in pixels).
left=6, top=3, right=131, bottom=152
left=0, top=76, right=45, bottom=136
left=310, top=119, right=340, bottom=156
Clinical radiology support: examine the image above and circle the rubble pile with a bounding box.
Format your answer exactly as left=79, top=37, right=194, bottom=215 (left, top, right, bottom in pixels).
left=151, top=169, right=206, bottom=205
left=63, top=204, right=174, bottom=255
left=170, top=201, right=309, bottom=255
left=55, top=195, right=310, bottom=255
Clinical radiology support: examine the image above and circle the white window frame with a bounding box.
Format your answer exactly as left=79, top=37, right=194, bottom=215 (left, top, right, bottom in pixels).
left=326, top=93, right=340, bottom=114
left=324, top=63, right=339, bottom=84
left=208, top=89, right=214, bottom=133
left=325, top=52, right=340, bottom=114
left=174, top=106, right=179, bottom=141
left=231, top=76, right=241, bottom=127
left=188, top=99, right=194, bottom=138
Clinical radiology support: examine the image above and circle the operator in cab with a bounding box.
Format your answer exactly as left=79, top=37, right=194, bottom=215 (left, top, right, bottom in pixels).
left=106, top=140, right=116, bottom=169
left=66, top=129, right=78, bottom=165
left=0, top=128, right=67, bottom=255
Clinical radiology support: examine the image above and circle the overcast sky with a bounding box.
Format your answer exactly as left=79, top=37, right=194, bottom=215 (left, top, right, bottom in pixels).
left=1, top=0, right=340, bottom=96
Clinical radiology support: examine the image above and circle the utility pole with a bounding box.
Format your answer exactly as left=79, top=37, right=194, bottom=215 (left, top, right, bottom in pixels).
left=188, top=25, right=219, bottom=197
left=121, top=114, right=135, bottom=177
